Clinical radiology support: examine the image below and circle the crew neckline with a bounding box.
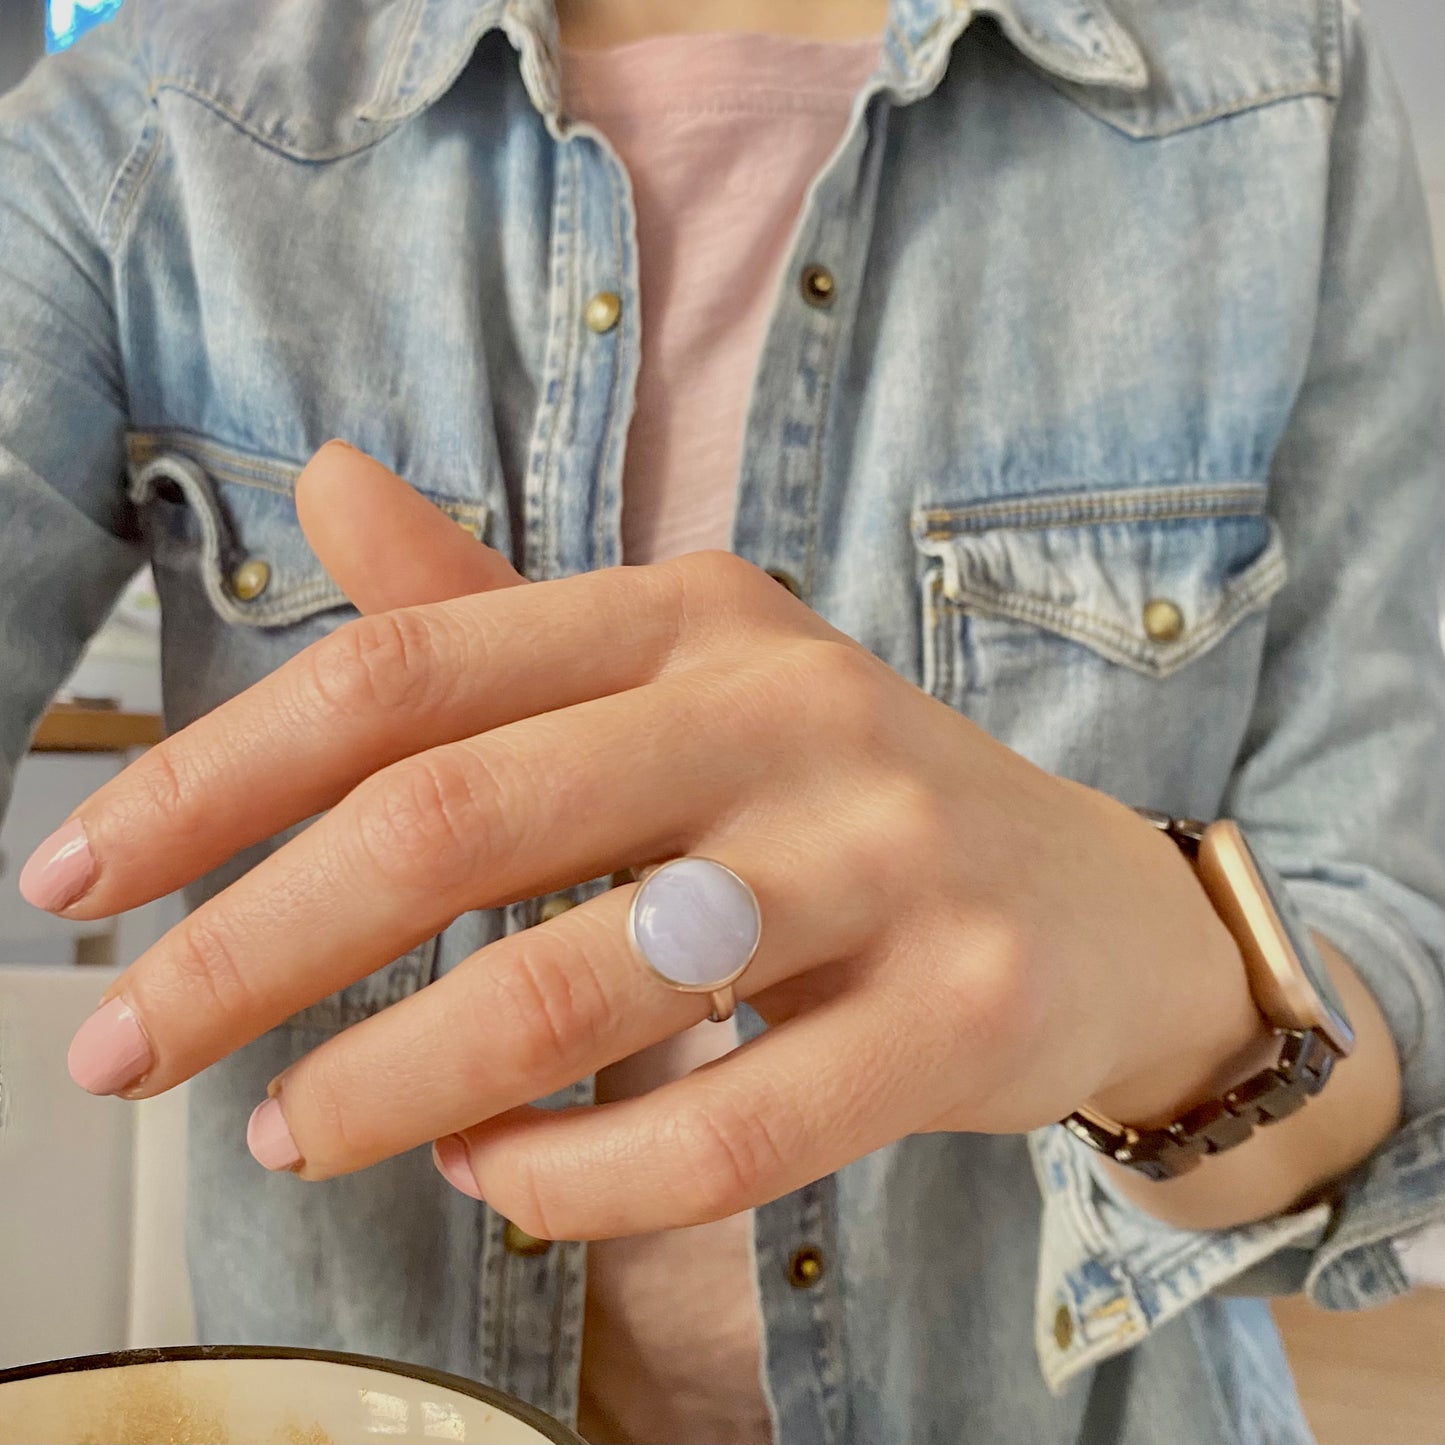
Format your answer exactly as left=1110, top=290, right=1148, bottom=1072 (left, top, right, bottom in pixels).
left=560, top=30, right=882, bottom=115
left=560, top=29, right=882, bottom=59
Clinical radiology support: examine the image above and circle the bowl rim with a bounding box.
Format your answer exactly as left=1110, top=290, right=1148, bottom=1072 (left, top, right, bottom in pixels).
left=0, top=1343, right=587, bottom=1444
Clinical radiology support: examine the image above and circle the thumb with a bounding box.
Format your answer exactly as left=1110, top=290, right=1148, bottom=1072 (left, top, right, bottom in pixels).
left=295, top=440, right=527, bottom=614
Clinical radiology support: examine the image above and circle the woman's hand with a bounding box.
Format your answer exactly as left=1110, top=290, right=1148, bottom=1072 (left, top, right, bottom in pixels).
left=22, top=442, right=1267, bottom=1240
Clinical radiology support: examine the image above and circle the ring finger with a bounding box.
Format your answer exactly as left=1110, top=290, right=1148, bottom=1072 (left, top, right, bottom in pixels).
left=251, top=838, right=881, bottom=1179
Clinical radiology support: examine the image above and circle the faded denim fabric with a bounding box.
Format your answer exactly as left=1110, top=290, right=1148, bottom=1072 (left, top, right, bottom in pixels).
left=2, top=0, right=1443, bottom=1440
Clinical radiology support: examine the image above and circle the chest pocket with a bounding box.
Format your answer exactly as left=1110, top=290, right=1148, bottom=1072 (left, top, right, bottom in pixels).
left=911, top=484, right=1287, bottom=803
left=125, top=431, right=491, bottom=1033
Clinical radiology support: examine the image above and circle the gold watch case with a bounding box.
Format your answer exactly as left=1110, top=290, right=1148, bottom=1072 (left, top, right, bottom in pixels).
left=1193, top=819, right=1356, bottom=1058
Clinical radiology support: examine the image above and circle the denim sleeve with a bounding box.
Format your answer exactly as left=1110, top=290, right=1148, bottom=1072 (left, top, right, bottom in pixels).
left=0, top=30, right=153, bottom=820
left=1026, top=0, right=1445, bottom=1395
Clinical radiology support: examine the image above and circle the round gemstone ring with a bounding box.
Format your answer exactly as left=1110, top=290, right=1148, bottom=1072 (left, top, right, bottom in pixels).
left=625, top=857, right=762, bottom=1023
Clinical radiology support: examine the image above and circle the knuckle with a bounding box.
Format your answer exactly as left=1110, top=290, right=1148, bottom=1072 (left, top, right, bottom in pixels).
left=828, top=778, right=946, bottom=909
left=170, top=912, right=254, bottom=1017
left=487, top=939, right=610, bottom=1082
left=133, top=743, right=189, bottom=820
left=286, top=1055, right=364, bottom=1171
left=113, top=743, right=212, bottom=854
left=873, top=776, right=950, bottom=861
left=669, top=1090, right=787, bottom=1221
left=304, top=610, right=447, bottom=719
left=500, top=1157, right=559, bottom=1243
left=806, top=639, right=888, bottom=727
left=349, top=749, right=496, bottom=895
left=661, top=550, right=776, bottom=636
left=936, top=909, right=1038, bottom=1059
left=670, top=548, right=759, bottom=596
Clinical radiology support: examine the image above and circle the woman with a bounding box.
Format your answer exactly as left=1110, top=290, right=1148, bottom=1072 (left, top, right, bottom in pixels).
left=2, top=0, right=1441, bottom=1440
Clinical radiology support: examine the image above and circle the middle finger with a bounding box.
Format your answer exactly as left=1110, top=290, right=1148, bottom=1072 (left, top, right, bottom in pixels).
left=79, top=660, right=827, bottom=1097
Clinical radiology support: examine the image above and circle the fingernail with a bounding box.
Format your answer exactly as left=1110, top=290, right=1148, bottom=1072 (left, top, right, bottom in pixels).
left=19, top=818, right=96, bottom=912
left=247, top=1098, right=303, bottom=1172
left=433, top=1134, right=483, bottom=1199
left=68, top=997, right=153, bottom=1095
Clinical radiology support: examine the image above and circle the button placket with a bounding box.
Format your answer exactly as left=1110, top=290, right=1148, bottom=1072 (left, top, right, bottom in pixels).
left=731, top=98, right=888, bottom=612
left=727, top=103, right=880, bottom=1445
left=584, top=290, right=622, bottom=333
left=522, top=135, right=639, bottom=585
left=746, top=1014, right=847, bottom=1445
left=788, top=1245, right=827, bottom=1287
left=503, top=1220, right=554, bottom=1257
left=502, top=119, right=636, bottom=1422
left=767, top=567, right=804, bottom=598
left=800, top=264, right=837, bottom=308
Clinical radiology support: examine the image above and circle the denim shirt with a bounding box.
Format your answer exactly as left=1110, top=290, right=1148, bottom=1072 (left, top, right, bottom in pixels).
left=2, top=0, right=1443, bottom=1440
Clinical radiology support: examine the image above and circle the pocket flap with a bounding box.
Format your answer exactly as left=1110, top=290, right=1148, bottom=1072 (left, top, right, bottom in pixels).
left=125, top=431, right=491, bottom=629
left=911, top=484, right=1287, bottom=678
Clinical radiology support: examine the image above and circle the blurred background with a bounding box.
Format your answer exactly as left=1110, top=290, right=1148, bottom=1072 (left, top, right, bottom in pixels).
left=0, top=1, right=1440, bottom=1439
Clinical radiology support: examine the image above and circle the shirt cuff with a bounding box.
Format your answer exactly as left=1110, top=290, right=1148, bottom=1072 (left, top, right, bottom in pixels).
left=1286, top=872, right=1445, bottom=1308
left=1027, top=1123, right=1330, bottom=1395
left=1027, top=869, right=1445, bottom=1394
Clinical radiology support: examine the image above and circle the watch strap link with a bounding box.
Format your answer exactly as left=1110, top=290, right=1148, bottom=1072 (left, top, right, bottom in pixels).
left=1059, top=807, right=1339, bottom=1181
left=1062, top=1027, right=1336, bottom=1181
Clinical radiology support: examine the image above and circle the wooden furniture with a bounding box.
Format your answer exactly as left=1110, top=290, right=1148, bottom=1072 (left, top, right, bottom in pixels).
left=1275, top=1288, right=1445, bottom=1444
left=31, top=701, right=165, bottom=753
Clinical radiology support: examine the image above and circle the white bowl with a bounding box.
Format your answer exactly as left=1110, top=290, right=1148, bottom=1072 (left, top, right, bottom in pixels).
left=0, top=1346, right=587, bottom=1444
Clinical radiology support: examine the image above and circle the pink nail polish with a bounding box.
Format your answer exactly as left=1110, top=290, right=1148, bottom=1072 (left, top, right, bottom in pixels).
left=19, top=818, right=96, bottom=912
left=68, top=998, right=153, bottom=1096
left=433, top=1135, right=483, bottom=1198
left=247, top=1098, right=303, bottom=1172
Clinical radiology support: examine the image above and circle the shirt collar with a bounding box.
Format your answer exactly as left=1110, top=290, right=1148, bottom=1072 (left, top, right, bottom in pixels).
left=360, top=0, right=554, bottom=125
left=360, top=0, right=1146, bottom=128
left=887, top=0, right=1147, bottom=93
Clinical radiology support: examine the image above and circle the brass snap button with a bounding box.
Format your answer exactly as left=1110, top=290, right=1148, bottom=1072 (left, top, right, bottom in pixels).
left=788, top=1245, right=826, bottom=1288
left=1053, top=1302, right=1075, bottom=1350
left=231, top=558, right=271, bottom=601
left=503, top=1220, right=553, bottom=1257
left=766, top=568, right=802, bottom=598
left=800, top=264, right=836, bottom=309
left=585, top=291, right=622, bottom=334
left=1141, top=597, right=1184, bottom=643
left=538, top=896, right=577, bottom=923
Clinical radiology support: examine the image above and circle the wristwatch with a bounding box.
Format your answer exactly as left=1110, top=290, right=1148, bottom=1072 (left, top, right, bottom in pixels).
left=1061, top=811, right=1356, bottom=1181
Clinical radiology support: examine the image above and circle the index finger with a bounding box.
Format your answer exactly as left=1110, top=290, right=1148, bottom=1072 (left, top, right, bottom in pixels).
left=18, top=561, right=692, bottom=920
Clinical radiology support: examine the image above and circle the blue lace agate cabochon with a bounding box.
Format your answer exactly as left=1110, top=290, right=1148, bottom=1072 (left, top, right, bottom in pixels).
left=631, top=858, right=761, bottom=988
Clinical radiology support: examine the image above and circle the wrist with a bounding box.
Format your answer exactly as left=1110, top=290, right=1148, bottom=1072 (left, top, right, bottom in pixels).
left=1092, top=935, right=1401, bottom=1231
left=1083, top=811, right=1279, bottom=1130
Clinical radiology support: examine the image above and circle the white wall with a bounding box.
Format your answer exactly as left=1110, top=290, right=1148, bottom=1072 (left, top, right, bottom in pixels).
left=1369, top=0, right=1445, bottom=289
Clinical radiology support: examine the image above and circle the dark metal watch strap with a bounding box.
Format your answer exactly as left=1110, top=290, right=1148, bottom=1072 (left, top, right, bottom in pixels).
left=1062, top=1028, right=1337, bottom=1181
left=1059, top=808, right=1340, bottom=1181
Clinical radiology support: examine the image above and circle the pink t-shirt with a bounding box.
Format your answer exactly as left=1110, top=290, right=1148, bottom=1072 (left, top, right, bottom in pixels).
left=560, top=31, right=878, bottom=1445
